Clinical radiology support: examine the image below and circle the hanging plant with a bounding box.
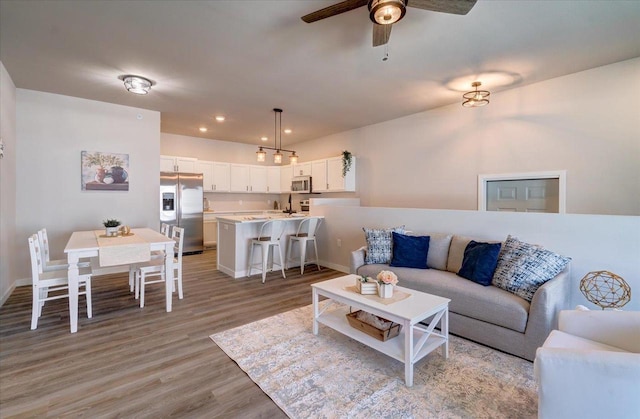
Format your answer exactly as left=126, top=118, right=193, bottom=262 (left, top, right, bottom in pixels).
left=342, top=150, right=353, bottom=177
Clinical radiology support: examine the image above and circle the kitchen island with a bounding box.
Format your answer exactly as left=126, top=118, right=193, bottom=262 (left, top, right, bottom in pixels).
left=216, top=214, right=323, bottom=279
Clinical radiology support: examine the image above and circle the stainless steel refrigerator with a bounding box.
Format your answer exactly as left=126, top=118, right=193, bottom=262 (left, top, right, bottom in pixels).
left=160, top=172, right=204, bottom=254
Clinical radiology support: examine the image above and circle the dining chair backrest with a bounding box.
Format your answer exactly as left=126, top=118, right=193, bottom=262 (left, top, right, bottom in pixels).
left=295, top=217, right=323, bottom=238
left=37, top=228, right=53, bottom=262
left=257, top=219, right=285, bottom=242
left=28, top=233, right=45, bottom=276
left=161, top=223, right=172, bottom=237
left=171, top=226, right=185, bottom=261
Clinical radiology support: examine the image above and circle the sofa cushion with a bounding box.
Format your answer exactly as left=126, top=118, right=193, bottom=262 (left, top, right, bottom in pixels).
left=356, top=264, right=530, bottom=333
left=458, top=241, right=502, bottom=286
left=425, top=233, right=453, bottom=270
left=446, top=235, right=473, bottom=273
left=492, top=235, right=571, bottom=302
left=390, top=232, right=429, bottom=269
left=363, top=226, right=405, bottom=264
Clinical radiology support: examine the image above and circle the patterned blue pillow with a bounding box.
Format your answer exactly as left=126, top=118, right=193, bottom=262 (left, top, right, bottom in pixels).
left=363, top=226, right=405, bottom=264
left=492, top=235, right=571, bottom=302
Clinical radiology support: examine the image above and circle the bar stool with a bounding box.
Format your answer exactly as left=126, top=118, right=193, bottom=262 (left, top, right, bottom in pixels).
left=286, top=217, right=322, bottom=275
left=247, top=219, right=286, bottom=284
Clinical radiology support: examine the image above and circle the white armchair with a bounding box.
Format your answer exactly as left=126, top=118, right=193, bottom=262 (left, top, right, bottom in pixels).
left=534, top=309, right=640, bottom=419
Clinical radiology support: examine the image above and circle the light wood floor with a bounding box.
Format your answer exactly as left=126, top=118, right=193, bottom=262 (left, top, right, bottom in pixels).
left=0, top=251, right=344, bottom=418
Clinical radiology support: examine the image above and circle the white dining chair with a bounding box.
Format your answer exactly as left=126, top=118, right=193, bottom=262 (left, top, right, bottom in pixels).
left=247, top=219, right=286, bottom=284
left=128, top=223, right=172, bottom=292
left=37, top=228, right=90, bottom=272
left=286, top=217, right=322, bottom=275
left=28, top=233, right=93, bottom=330
left=134, top=226, right=184, bottom=308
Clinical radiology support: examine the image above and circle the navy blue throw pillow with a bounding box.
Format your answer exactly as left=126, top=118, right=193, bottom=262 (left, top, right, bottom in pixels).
left=390, top=232, right=430, bottom=269
left=458, top=241, right=502, bottom=286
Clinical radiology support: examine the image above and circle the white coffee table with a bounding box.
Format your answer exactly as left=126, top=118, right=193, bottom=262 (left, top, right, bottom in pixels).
left=311, top=274, right=450, bottom=387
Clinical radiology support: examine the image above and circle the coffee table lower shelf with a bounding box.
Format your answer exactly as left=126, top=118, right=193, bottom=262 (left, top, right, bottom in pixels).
left=317, top=306, right=446, bottom=364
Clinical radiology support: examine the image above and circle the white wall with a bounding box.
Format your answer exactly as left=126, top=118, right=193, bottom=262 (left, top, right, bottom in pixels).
left=162, top=132, right=268, bottom=165
left=15, top=90, right=160, bottom=282
left=0, top=62, right=17, bottom=304
left=295, top=58, right=640, bottom=216
left=312, top=205, right=640, bottom=311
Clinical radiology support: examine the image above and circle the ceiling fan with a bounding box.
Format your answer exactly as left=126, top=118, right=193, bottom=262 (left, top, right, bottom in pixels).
left=301, top=0, right=477, bottom=47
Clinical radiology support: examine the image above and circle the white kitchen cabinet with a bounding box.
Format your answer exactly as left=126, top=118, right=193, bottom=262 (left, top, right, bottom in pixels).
left=230, top=164, right=250, bottom=192
left=212, top=162, right=230, bottom=192
left=280, top=165, right=292, bottom=193
left=267, top=166, right=281, bottom=193
left=249, top=166, right=267, bottom=193
left=311, top=160, right=328, bottom=192
left=327, top=156, right=356, bottom=191
left=292, top=162, right=312, bottom=177
left=203, top=218, right=218, bottom=247
left=160, top=155, right=197, bottom=173
left=196, top=160, right=215, bottom=192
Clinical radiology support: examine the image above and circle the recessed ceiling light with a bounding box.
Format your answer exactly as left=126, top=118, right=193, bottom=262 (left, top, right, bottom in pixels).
left=284, top=129, right=292, bottom=134
left=261, top=136, right=268, bottom=142
left=215, top=115, right=225, bottom=122
left=199, top=127, right=208, bottom=132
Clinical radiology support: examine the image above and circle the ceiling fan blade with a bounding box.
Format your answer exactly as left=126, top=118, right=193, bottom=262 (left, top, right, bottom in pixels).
left=408, top=0, right=477, bottom=15
left=301, top=0, right=369, bottom=23
left=373, top=24, right=392, bottom=47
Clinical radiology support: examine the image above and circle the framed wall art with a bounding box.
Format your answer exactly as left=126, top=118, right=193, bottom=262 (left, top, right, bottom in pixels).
left=81, top=151, right=129, bottom=191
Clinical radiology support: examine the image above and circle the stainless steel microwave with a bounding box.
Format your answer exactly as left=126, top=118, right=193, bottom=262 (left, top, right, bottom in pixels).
left=291, top=176, right=312, bottom=193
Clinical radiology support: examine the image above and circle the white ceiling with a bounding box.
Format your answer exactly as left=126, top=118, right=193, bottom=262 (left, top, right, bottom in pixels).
left=1, top=1, right=639, bottom=148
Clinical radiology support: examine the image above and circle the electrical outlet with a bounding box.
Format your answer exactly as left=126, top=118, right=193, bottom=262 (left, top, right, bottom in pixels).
left=337, top=239, right=342, bottom=248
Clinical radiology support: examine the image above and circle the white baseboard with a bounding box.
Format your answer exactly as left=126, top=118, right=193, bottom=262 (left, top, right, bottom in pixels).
left=318, top=260, right=349, bottom=274
left=1, top=282, right=17, bottom=307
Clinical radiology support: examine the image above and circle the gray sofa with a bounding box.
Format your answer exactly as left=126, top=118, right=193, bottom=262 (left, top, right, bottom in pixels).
left=350, top=234, right=571, bottom=361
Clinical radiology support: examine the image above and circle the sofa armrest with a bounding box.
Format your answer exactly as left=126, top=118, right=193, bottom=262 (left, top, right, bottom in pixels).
left=350, top=246, right=367, bottom=274
left=535, top=348, right=640, bottom=419
left=559, top=310, right=640, bottom=352
left=522, top=266, right=572, bottom=360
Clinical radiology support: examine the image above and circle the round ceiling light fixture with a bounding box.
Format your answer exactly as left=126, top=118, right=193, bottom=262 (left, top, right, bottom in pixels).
left=122, top=75, right=153, bottom=95
left=369, top=0, right=406, bottom=25
left=462, top=81, right=490, bottom=108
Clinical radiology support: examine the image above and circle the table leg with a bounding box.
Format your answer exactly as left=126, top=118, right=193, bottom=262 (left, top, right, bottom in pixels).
left=442, top=308, right=449, bottom=359
left=68, top=253, right=80, bottom=333
left=312, top=288, right=319, bottom=335
left=165, top=242, right=174, bottom=312
left=404, top=319, right=414, bottom=387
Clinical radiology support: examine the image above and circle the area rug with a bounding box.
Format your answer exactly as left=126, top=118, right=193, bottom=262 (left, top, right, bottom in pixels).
left=210, top=304, right=537, bottom=418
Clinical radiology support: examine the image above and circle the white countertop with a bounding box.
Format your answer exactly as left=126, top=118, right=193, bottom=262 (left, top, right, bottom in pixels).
left=216, top=213, right=317, bottom=224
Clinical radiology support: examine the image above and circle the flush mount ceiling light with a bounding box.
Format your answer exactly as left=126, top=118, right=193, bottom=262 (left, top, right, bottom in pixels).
left=215, top=115, right=225, bottom=122
left=462, top=81, right=490, bottom=107
left=369, top=0, right=406, bottom=25
left=122, top=75, right=152, bottom=95
left=199, top=127, right=208, bottom=132
left=255, top=108, right=299, bottom=164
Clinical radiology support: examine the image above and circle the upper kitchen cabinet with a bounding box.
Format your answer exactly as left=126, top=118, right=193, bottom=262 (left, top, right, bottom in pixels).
left=196, top=160, right=214, bottom=191
left=230, top=164, right=267, bottom=193
left=280, top=165, right=292, bottom=193
left=196, top=161, right=230, bottom=192
left=311, top=160, right=328, bottom=192
left=327, top=156, right=356, bottom=191
left=160, top=155, right=197, bottom=173
left=267, top=166, right=281, bottom=193
left=292, top=162, right=311, bottom=177
left=212, top=162, right=230, bottom=192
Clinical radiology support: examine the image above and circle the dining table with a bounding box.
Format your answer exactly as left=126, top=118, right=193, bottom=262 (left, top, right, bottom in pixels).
left=64, top=227, right=175, bottom=333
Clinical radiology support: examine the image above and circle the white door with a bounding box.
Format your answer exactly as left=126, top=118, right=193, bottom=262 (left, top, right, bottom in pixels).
left=160, top=155, right=176, bottom=172
left=230, top=164, right=250, bottom=192
left=486, top=179, right=559, bottom=213
left=195, top=161, right=214, bottom=192
left=175, top=157, right=197, bottom=173
left=249, top=166, right=267, bottom=193
left=267, top=167, right=281, bottom=193
left=212, top=162, right=230, bottom=192
left=311, top=160, right=328, bottom=192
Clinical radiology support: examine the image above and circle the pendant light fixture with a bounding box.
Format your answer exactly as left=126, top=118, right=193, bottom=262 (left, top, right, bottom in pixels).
left=462, top=81, right=490, bottom=107
left=256, top=108, right=299, bottom=164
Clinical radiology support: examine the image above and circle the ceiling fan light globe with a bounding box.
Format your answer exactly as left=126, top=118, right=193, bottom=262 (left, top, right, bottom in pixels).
left=370, top=0, right=406, bottom=25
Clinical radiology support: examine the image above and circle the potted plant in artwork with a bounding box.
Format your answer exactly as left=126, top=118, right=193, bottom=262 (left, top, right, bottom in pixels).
left=342, top=150, right=353, bottom=177
left=83, top=152, right=124, bottom=183
left=103, top=219, right=121, bottom=236
left=377, top=270, right=398, bottom=298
